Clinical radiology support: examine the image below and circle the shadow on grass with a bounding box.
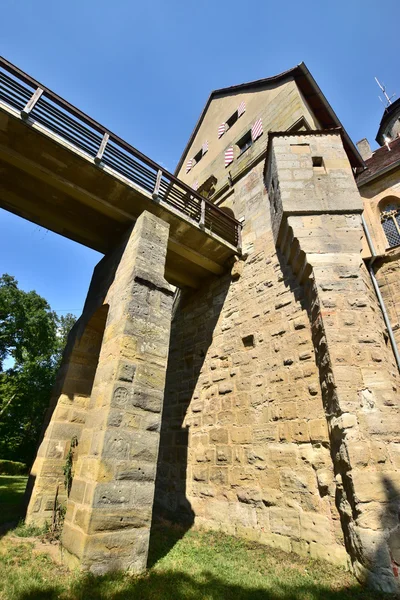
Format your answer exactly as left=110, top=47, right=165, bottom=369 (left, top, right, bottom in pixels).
left=147, top=520, right=189, bottom=569
left=13, top=569, right=384, bottom=600
left=0, top=475, right=28, bottom=536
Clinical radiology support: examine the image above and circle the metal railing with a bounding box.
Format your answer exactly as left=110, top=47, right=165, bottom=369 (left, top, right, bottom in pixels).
left=0, top=56, right=242, bottom=250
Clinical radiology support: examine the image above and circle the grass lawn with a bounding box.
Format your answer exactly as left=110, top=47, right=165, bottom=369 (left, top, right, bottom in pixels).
left=0, top=524, right=388, bottom=600
left=0, top=476, right=28, bottom=526
left=0, top=475, right=389, bottom=599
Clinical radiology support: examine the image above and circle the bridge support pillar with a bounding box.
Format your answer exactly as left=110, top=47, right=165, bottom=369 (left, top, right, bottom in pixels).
left=28, top=211, right=174, bottom=574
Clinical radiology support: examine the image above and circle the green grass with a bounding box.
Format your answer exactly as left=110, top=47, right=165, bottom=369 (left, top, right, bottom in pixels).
left=0, top=525, right=388, bottom=600
left=0, top=475, right=27, bottom=526
left=0, top=476, right=388, bottom=599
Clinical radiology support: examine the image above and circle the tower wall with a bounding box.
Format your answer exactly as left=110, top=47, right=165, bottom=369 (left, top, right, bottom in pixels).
left=157, top=132, right=400, bottom=594
left=156, top=160, right=347, bottom=565
left=266, top=132, right=400, bottom=593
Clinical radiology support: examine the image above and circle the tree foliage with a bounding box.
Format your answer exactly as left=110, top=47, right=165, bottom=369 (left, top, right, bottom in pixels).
left=0, top=274, right=76, bottom=466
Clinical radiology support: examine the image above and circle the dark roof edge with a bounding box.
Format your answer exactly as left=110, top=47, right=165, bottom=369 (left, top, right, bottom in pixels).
left=376, top=97, right=400, bottom=145
left=357, top=158, right=400, bottom=187
left=297, top=63, right=364, bottom=170
left=268, top=127, right=342, bottom=137
left=174, top=65, right=302, bottom=176
left=174, top=62, right=364, bottom=175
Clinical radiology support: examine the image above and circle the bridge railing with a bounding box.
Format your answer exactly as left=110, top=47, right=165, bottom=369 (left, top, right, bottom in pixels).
left=0, top=57, right=242, bottom=251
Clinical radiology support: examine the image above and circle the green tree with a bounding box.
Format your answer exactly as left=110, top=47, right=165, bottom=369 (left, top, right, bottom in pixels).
left=0, top=274, right=76, bottom=466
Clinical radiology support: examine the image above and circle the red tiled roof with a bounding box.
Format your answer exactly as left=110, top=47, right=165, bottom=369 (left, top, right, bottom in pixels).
left=356, top=136, right=400, bottom=186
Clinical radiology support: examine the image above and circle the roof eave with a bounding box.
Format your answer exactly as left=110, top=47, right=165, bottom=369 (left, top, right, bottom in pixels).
left=174, top=62, right=365, bottom=176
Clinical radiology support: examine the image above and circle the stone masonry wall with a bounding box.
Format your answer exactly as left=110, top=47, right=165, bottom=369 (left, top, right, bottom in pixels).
left=374, top=251, right=400, bottom=348
left=266, top=131, right=400, bottom=593
left=26, top=305, right=108, bottom=525
left=156, top=161, right=347, bottom=565
left=28, top=211, right=174, bottom=575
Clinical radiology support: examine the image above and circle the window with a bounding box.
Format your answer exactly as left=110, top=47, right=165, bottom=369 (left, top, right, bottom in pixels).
left=237, top=131, right=252, bottom=155
left=193, top=148, right=203, bottom=166
left=381, top=201, right=400, bottom=248
left=226, top=111, right=238, bottom=129
left=312, top=156, right=323, bottom=167
left=218, top=103, right=245, bottom=138
left=270, top=178, right=278, bottom=214
left=311, top=155, right=326, bottom=175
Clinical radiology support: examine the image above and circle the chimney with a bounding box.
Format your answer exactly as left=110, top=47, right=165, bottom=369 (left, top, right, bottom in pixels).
left=357, top=138, right=373, bottom=161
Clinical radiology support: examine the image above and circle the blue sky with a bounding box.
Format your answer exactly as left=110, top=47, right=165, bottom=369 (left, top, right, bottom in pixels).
left=1, top=0, right=399, bottom=314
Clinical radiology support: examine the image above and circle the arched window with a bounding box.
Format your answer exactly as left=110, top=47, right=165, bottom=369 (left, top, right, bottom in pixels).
left=380, top=198, right=400, bottom=248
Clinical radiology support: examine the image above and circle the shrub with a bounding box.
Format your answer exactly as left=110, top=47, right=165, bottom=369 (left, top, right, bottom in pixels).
left=0, top=459, right=28, bottom=475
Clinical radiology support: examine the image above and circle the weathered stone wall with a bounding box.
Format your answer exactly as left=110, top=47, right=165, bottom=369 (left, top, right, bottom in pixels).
left=374, top=251, right=400, bottom=348
left=26, top=306, right=108, bottom=525
left=27, top=211, right=174, bottom=575
left=156, top=160, right=347, bottom=565
left=266, top=131, right=400, bottom=594
left=359, top=165, right=400, bottom=258
left=177, top=78, right=320, bottom=198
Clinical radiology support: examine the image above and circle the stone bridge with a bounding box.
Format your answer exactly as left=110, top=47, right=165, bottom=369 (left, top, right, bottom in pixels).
left=0, top=57, right=241, bottom=290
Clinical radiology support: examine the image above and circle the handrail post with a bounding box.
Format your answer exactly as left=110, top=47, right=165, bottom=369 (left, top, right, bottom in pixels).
left=21, top=87, right=43, bottom=118
left=94, top=132, right=109, bottom=165
left=152, top=169, right=163, bottom=201
left=200, top=198, right=206, bottom=229
left=237, top=223, right=243, bottom=253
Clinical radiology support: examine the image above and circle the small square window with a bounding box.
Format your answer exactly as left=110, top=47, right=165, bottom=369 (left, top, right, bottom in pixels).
left=312, top=156, right=324, bottom=168
left=237, top=131, right=252, bottom=156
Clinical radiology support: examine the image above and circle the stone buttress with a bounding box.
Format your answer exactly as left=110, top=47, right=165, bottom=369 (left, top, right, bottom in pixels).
left=27, top=211, right=174, bottom=574
left=266, top=131, right=400, bottom=594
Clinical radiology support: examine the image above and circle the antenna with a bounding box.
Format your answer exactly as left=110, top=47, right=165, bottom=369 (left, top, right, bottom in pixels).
left=375, top=77, right=396, bottom=107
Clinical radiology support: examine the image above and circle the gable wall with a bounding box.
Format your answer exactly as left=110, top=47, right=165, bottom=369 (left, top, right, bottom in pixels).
left=177, top=78, right=319, bottom=200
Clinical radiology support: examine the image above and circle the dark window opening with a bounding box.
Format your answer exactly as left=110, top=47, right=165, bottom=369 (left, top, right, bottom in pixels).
left=312, top=156, right=324, bottom=168
left=193, top=149, right=203, bottom=166
left=242, top=334, right=255, bottom=348
left=237, top=131, right=252, bottom=156
left=270, top=179, right=278, bottom=214
left=226, top=111, right=238, bottom=129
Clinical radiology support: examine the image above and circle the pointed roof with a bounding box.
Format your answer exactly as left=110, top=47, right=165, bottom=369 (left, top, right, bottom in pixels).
left=175, top=62, right=363, bottom=174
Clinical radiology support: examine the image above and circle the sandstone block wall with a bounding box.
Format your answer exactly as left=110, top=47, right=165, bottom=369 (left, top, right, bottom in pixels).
left=157, top=131, right=400, bottom=594
left=24, top=127, right=400, bottom=592
left=26, top=306, right=108, bottom=525
left=266, top=131, right=400, bottom=593
left=374, top=251, right=400, bottom=348
left=156, top=159, right=347, bottom=565
left=27, top=211, right=174, bottom=574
